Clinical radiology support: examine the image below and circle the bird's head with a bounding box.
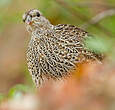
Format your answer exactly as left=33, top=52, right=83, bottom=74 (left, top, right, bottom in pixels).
left=22, top=9, right=52, bottom=33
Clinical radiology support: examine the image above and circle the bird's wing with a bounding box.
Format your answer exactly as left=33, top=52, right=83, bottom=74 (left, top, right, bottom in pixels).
left=53, top=24, right=103, bottom=62
left=54, top=24, right=88, bottom=41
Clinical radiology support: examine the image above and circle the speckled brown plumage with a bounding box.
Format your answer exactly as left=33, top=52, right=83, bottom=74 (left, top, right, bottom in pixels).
left=23, top=9, right=102, bottom=87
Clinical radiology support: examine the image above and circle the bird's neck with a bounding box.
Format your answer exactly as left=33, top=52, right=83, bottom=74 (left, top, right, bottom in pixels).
left=26, top=22, right=53, bottom=36
left=28, top=24, right=54, bottom=40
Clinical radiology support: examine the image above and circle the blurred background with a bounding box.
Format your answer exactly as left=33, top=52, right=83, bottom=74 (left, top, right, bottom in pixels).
left=0, top=0, right=115, bottom=109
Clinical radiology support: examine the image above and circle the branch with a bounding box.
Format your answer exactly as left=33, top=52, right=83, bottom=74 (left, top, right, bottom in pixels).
left=55, top=0, right=89, bottom=22
left=75, top=2, right=115, bottom=9
left=55, top=0, right=115, bottom=37
left=82, top=9, right=115, bottom=29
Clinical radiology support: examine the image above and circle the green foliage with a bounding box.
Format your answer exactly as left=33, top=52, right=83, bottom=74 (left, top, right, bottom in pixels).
left=0, top=15, right=4, bottom=31
left=0, top=84, right=35, bottom=102
left=84, top=36, right=114, bottom=54
left=0, top=93, right=5, bottom=103
left=8, top=84, right=33, bottom=99
left=0, top=0, right=12, bottom=7
left=100, top=16, right=115, bottom=34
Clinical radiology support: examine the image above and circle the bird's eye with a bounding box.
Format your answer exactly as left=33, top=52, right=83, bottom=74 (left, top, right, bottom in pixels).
left=36, top=12, right=40, bottom=17
left=30, top=15, right=32, bottom=18
left=23, top=19, right=25, bottom=22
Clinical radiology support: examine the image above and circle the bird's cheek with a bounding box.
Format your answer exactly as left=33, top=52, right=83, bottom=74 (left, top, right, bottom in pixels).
left=25, top=20, right=34, bottom=25
left=26, top=16, right=32, bottom=25
left=28, top=21, right=33, bottom=25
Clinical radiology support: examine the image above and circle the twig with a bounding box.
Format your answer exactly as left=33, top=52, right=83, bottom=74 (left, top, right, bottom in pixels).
left=75, top=2, right=115, bottom=9
left=82, top=9, right=115, bottom=29
left=55, top=0, right=90, bottom=22
left=55, top=0, right=115, bottom=37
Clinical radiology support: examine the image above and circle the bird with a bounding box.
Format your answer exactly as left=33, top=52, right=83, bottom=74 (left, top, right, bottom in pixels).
left=23, top=9, right=103, bottom=87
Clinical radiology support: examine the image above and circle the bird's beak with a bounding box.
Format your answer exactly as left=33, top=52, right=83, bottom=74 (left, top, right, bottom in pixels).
left=22, top=13, right=33, bottom=25
left=28, top=21, right=34, bottom=25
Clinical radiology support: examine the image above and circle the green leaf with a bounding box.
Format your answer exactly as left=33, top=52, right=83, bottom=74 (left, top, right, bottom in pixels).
left=8, top=84, right=31, bottom=98
left=0, top=93, right=5, bottom=103
left=84, top=36, right=114, bottom=54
